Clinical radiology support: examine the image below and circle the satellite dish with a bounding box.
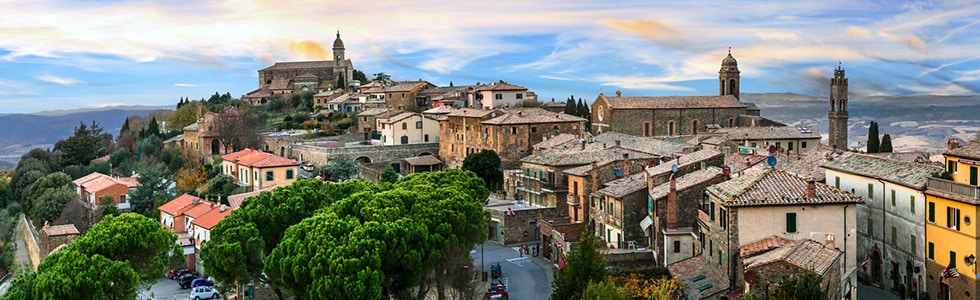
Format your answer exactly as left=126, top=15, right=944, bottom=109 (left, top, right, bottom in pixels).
left=767, top=156, right=777, bottom=167
left=722, top=166, right=731, bottom=176
left=671, top=164, right=679, bottom=173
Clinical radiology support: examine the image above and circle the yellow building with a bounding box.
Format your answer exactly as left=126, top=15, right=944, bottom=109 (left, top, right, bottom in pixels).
left=221, top=149, right=301, bottom=191
left=925, top=139, right=980, bottom=300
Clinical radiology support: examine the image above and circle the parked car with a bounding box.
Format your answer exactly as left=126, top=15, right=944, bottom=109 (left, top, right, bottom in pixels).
left=191, top=286, right=220, bottom=300
left=166, top=267, right=187, bottom=279
left=179, top=274, right=198, bottom=289
left=192, top=277, right=215, bottom=288
left=490, top=262, right=502, bottom=279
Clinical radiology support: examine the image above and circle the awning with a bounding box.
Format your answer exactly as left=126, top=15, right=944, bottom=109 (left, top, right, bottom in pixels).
left=640, top=215, right=654, bottom=233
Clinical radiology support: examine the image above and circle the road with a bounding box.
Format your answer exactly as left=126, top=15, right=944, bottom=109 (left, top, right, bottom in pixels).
left=473, top=241, right=553, bottom=300
left=0, top=215, right=34, bottom=296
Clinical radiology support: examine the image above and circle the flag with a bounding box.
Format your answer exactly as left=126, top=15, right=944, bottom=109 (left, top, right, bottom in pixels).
left=860, top=252, right=870, bottom=271
left=535, top=217, right=541, bottom=229
left=507, top=207, right=516, bottom=217
left=941, top=263, right=960, bottom=279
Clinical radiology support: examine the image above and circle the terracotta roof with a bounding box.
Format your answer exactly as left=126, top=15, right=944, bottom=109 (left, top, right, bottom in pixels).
left=183, top=122, right=199, bottom=131
left=739, top=235, right=793, bottom=258
left=227, top=187, right=275, bottom=210
left=163, top=134, right=184, bottom=144
left=72, top=172, right=105, bottom=186
left=481, top=108, right=585, bottom=125
left=422, top=105, right=455, bottom=115
left=532, top=133, right=578, bottom=150
left=543, top=100, right=566, bottom=108
left=743, top=239, right=842, bottom=276
left=73, top=172, right=140, bottom=193
left=823, top=154, right=942, bottom=190
left=724, top=153, right=768, bottom=174
left=363, top=81, right=431, bottom=93
left=378, top=112, right=419, bottom=124
left=43, top=224, right=79, bottom=237
left=259, top=60, right=336, bottom=71
left=867, top=151, right=932, bottom=163
left=946, top=140, right=980, bottom=160
left=668, top=256, right=729, bottom=299
left=269, top=79, right=292, bottom=90
left=91, top=155, right=110, bottom=164
left=526, top=146, right=653, bottom=167
left=596, top=172, right=647, bottom=198
left=223, top=149, right=300, bottom=168
left=446, top=108, right=497, bottom=118
left=475, top=80, right=528, bottom=91
left=649, top=167, right=724, bottom=200
left=776, top=144, right=853, bottom=180
left=708, top=164, right=863, bottom=207
left=191, top=205, right=233, bottom=230
left=358, top=108, right=393, bottom=117
left=222, top=149, right=259, bottom=161
left=183, top=202, right=216, bottom=219
left=158, top=194, right=199, bottom=216
left=404, top=155, right=442, bottom=166
left=717, top=126, right=821, bottom=140
left=242, top=87, right=271, bottom=99
left=646, top=149, right=723, bottom=177
left=602, top=94, right=745, bottom=109
left=591, top=132, right=689, bottom=156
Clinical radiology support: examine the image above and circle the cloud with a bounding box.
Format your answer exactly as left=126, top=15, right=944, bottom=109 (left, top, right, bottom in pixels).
left=174, top=83, right=198, bottom=87
left=36, top=75, right=79, bottom=86
left=879, top=32, right=927, bottom=51
left=897, top=83, right=970, bottom=95
left=843, top=26, right=872, bottom=40
left=287, top=40, right=331, bottom=60
left=756, top=32, right=799, bottom=41
left=593, top=74, right=696, bottom=92
left=603, top=19, right=685, bottom=45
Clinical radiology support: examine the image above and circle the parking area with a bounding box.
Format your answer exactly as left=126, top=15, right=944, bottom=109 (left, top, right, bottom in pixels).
left=139, top=276, right=189, bottom=300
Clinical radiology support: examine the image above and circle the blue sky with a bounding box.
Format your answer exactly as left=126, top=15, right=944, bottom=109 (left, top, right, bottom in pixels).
left=1, top=0, right=979, bottom=113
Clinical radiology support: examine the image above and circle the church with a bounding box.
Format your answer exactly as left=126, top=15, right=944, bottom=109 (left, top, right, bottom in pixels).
left=590, top=51, right=781, bottom=136
left=242, top=32, right=355, bottom=105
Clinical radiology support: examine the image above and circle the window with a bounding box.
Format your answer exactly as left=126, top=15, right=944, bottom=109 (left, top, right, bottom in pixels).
left=286, top=170, right=294, bottom=180
left=802, top=141, right=808, bottom=148
left=531, top=127, right=537, bottom=133
left=710, top=202, right=715, bottom=221
left=607, top=229, right=611, bottom=243
left=948, top=160, right=957, bottom=173
left=929, top=202, right=936, bottom=222
left=516, top=93, right=523, bottom=99
left=402, top=122, right=407, bottom=130
left=928, top=242, right=935, bottom=260
left=951, top=251, right=958, bottom=267
left=119, top=195, right=127, bottom=204
left=728, top=118, right=735, bottom=128
left=643, top=122, right=651, bottom=136
left=700, top=232, right=705, bottom=250
left=416, top=121, right=422, bottom=129
left=718, top=250, right=722, bottom=266
left=868, top=183, right=874, bottom=199
left=786, top=213, right=797, bottom=233
left=511, top=127, right=517, bottom=134
left=868, top=218, right=873, bottom=234
left=709, top=240, right=713, bottom=256
left=673, top=240, right=681, bottom=253
left=911, top=196, right=916, bottom=214
left=495, top=93, right=503, bottom=100
left=775, top=142, right=781, bottom=149
left=948, top=206, right=961, bottom=230
left=609, top=202, right=615, bottom=217
left=668, top=121, right=676, bottom=136
left=692, top=120, right=700, bottom=135
left=647, top=195, right=652, bottom=213
left=720, top=208, right=727, bottom=229
left=266, top=171, right=274, bottom=181
left=751, top=143, right=757, bottom=147
left=254, top=171, right=258, bottom=181
left=911, top=235, right=917, bottom=255
left=891, top=190, right=896, bottom=207
left=835, top=176, right=840, bottom=189
left=424, top=134, right=429, bottom=142
left=788, top=142, right=794, bottom=150
left=891, top=226, right=897, bottom=244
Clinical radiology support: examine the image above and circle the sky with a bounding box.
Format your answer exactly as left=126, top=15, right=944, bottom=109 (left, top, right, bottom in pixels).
left=1, top=0, right=979, bottom=114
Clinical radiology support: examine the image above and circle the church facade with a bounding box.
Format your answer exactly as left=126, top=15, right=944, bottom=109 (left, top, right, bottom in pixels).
left=590, top=51, right=766, bottom=136
left=242, top=32, right=354, bottom=105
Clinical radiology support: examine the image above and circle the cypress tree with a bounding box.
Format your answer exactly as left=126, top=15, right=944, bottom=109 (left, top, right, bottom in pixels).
left=880, top=133, right=893, bottom=153
left=867, top=121, right=880, bottom=153
left=565, top=95, right=576, bottom=115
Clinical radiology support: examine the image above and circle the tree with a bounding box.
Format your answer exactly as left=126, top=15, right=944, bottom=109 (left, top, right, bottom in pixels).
left=200, top=216, right=265, bottom=297
left=551, top=233, right=608, bottom=300
left=167, top=100, right=206, bottom=132
left=880, top=133, right=893, bottom=153
left=127, top=162, right=173, bottom=217
left=53, top=121, right=112, bottom=167
left=577, top=98, right=591, bottom=131
left=352, top=69, right=368, bottom=84
left=30, top=249, right=140, bottom=300
left=141, top=116, right=161, bottom=139
left=461, top=149, right=503, bottom=192
left=25, top=172, right=74, bottom=227
left=318, top=159, right=358, bottom=182
left=372, top=72, right=392, bottom=85
left=380, top=165, right=398, bottom=184
left=583, top=280, right=630, bottom=300
left=867, top=121, right=880, bottom=153
left=565, top=95, right=577, bottom=115
left=211, top=106, right=263, bottom=153
left=769, top=270, right=828, bottom=300
left=68, top=213, right=181, bottom=286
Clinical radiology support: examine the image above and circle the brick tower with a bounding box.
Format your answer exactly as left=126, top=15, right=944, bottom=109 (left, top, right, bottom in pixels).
left=828, top=63, right=849, bottom=150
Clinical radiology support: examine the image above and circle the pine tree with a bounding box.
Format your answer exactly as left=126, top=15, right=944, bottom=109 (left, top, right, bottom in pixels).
left=867, top=121, right=880, bottom=153
left=564, top=95, right=577, bottom=115
left=880, top=133, right=893, bottom=153
left=577, top=98, right=591, bottom=132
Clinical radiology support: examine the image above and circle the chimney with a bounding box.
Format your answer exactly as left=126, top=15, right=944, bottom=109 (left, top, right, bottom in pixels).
left=581, top=139, right=586, bottom=150
left=623, top=153, right=630, bottom=175
left=949, top=138, right=961, bottom=151
left=517, top=111, right=523, bottom=117
left=666, top=174, right=678, bottom=229
left=824, top=233, right=836, bottom=249
left=589, top=161, right=599, bottom=194
left=615, top=90, right=622, bottom=97
left=805, top=178, right=817, bottom=198
left=615, top=140, right=621, bottom=147
left=743, top=157, right=751, bottom=169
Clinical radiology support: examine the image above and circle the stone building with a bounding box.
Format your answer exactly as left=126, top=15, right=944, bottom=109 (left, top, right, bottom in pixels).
left=593, top=172, right=648, bottom=250
left=590, top=52, right=768, bottom=136
left=474, top=80, right=532, bottom=109
left=361, top=80, right=436, bottom=111
left=823, top=154, right=940, bottom=298
left=376, top=112, right=440, bottom=145
left=356, top=108, right=398, bottom=141
left=438, top=107, right=586, bottom=168
left=648, top=167, right=727, bottom=266
left=39, top=223, right=79, bottom=259
left=710, top=125, right=822, bottom=155
left=694, top=165, right=862, bottom=299
left=741, top=239, right=843, bottom=299
left=828, top=64, right=850, bottom=150
left=242, top=32, right=354, bottom=105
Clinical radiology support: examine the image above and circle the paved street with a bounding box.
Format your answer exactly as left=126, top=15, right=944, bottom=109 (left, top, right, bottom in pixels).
left=857, top=283, right=900, bottom=300
left=139, top=276, right=195, bottom=300
left=473, top=241, right=554, bottom=300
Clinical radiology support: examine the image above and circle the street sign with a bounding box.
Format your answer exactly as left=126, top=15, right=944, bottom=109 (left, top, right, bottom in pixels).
left=767, top=156, right=777, bottom=167
left=722, top=166, right=731, bottom=176
left=768, top=145, right=777, bottom=154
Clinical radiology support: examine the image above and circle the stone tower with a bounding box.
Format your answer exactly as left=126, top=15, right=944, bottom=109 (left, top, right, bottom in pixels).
left=332, top=31, right=345, bottom=66
left=828, top=63, right=849, bottom=150
left=719, top=48, right=740, bottom=99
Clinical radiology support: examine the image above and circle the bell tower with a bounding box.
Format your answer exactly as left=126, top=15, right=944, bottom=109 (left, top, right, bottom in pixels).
left=828, top=63, right=849, bottom=150
left=719, top=48, right=740, bottom=99
left=332, top=31, right=345, bottom=66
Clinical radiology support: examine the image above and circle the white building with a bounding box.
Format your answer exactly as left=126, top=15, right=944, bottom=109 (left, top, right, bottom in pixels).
left=377, top=112, right=440, bottom=145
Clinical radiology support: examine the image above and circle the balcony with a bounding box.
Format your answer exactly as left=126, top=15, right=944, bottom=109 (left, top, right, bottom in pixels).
left=567, top=194, right=582, bottom=206
left=927, top=177, right=980, bottom=202
left=697, top=210, right=710, bottom=230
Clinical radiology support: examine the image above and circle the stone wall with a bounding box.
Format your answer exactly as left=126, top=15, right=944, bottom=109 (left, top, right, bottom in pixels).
left=606, top=250, right=656, bottom=268
left=21, top=215, right=40, bottom=270
left=596, top=105, right=748, bottom=136
left=288, top=142, right=439, bottom=167
left=487, top=205, right=564, bottom=245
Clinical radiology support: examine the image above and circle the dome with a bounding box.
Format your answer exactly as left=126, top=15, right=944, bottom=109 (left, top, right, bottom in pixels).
left=333, top=31, right=344, bottom=49
left=721, top=53, right=738, bottom=67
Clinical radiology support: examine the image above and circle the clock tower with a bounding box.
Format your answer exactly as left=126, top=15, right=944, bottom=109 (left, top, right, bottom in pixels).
left=332, top=31, right=345, bottom=67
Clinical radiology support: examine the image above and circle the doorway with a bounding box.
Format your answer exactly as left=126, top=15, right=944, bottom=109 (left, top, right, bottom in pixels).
left=871, top=249, right=882, bottom=285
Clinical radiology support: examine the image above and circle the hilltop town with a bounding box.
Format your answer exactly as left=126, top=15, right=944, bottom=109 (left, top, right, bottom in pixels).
left=0, top=32, right=975, bottom=300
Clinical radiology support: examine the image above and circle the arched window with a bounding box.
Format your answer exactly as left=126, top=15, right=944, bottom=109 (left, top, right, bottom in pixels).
left=729, top=79, right=737, bottom=95
left=402, top=122, right=407, bottom=130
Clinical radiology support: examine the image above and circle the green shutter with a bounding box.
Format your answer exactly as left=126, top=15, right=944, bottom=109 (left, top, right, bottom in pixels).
left=952, top=251, right=957, bottom=267
left=786, top=213, right=797, bottom=233
left=929, top=202, right=935, bottom=222
left=928, top=242, right=934, bottom=260
left=710, top=202, right=715, bottom=221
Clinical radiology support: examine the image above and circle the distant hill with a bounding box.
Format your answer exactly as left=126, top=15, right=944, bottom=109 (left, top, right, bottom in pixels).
left=0, top=107, right=168, bottom=170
